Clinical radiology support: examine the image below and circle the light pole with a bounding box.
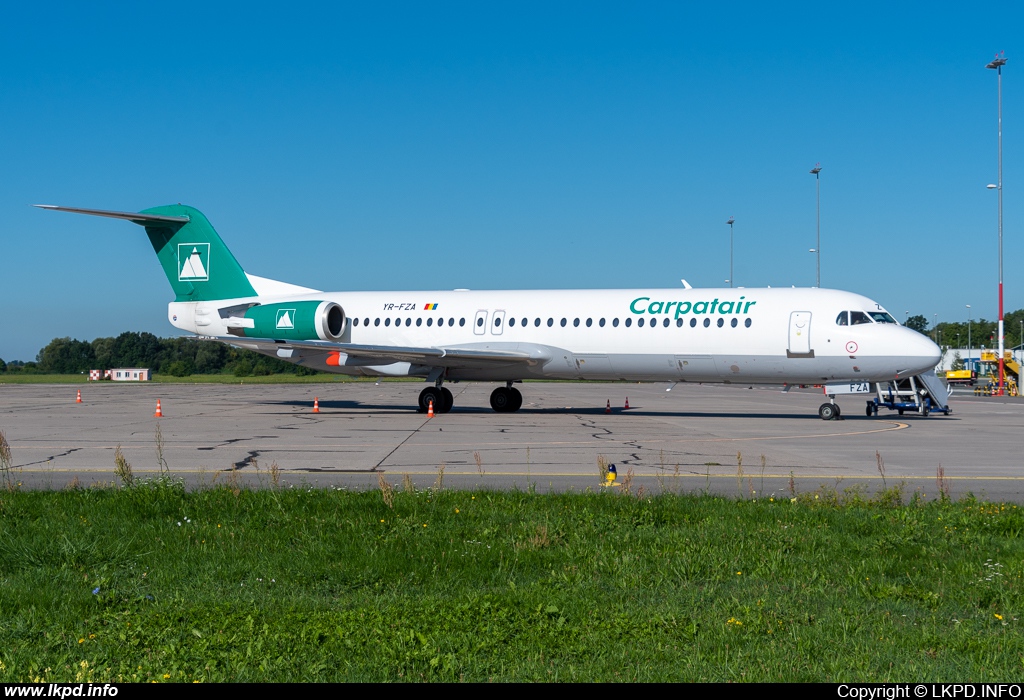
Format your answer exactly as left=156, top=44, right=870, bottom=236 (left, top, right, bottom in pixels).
left=810, top=165, right=821, bottom=287
left=967, top=304, right=973, bottom=369
left=986, top=52, right=1007, bottom=394
left=727, top=217, right=735, bottom=288
left=933, top=314, right=938, bottom=342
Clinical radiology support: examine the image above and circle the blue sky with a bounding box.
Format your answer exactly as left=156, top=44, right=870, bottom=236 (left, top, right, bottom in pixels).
left=1, top=2, right=1018, bottom=360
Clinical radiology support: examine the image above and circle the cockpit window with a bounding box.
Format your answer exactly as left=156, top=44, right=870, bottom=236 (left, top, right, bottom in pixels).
left=869, top=311, right=897, bottom=324
left=850, top=311, right=872, bottom=325
left=836, top=312, right=849, bottom=326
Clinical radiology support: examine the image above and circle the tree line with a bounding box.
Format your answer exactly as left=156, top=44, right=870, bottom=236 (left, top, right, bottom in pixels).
left=909, top=308, right=1024, bottom=352
left=1, top=333, right=319, bottom=377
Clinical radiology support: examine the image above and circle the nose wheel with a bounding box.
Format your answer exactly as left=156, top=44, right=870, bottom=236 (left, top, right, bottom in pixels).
left=818, top=402, right=841, bottom=420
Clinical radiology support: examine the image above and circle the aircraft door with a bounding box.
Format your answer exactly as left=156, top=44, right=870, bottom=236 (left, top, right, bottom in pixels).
left=491, top=310, right=505, bottom=335
left=787, top=311, right=814, bottom=358
left=473, top=309, right=488, bottom=336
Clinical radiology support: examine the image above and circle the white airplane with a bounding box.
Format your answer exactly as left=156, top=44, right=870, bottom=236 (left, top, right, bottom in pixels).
left=38, top=204, right=942, bottom=419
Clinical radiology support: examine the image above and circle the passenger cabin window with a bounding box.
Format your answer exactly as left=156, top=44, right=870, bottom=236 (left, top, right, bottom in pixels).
left=850, top=311, right=872, bottom=325
left=836, top=312, right=849, bottom=326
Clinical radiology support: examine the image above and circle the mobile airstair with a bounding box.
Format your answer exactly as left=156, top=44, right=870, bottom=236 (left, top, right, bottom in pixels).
left=865, top=373, right=952, bottom=417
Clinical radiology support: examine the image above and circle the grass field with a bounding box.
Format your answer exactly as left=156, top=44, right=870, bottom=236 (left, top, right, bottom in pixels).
left=0, top=473, right=1021, bottom=683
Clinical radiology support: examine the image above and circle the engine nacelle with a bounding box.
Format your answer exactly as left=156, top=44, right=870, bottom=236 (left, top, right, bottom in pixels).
left=242, top=301, right=346, bottom=341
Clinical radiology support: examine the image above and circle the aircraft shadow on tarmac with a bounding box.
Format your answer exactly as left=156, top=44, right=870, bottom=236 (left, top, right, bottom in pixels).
left=266, top=399, right=951, bottom=421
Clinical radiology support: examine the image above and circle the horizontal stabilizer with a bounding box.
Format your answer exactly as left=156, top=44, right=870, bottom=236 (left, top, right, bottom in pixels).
left=34, top=204, right=190, bottom=226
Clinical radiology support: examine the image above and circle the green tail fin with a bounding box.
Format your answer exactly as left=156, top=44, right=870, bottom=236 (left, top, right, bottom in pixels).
left=139, top=205, right=257, bottom=302
left=36, top=203, right=258, bottom=302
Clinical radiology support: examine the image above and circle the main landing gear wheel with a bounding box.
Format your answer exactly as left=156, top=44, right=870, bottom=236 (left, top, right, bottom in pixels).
left=818, top=403, right=838, bottom=421
left=490, top=386, right=523, bottom=413
left=418, top=386, right=453, bottom=413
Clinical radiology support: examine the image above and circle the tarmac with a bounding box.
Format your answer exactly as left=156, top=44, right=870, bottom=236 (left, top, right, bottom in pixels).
left=2, top=380, right=1022, bottom=500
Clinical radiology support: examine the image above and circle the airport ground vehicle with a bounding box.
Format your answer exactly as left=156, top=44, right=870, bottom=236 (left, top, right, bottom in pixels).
left=945, top=369, right=976, bottom=385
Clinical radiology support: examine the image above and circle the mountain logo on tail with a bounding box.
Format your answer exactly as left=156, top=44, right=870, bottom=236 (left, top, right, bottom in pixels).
left=276, top=309, right=296, bottom=329
left=177, top=243, right=210, bottom=281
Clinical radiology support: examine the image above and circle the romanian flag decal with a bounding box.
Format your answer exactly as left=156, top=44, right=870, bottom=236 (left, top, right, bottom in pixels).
left=424, top=303, right=439, bottom=310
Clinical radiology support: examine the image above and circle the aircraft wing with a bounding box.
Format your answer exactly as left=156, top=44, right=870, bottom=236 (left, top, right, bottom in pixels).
left=204, top=336, right=550, bottom=369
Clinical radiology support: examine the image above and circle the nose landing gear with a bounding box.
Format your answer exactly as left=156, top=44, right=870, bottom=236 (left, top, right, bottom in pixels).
left=818, top=401, right=841, bottom=420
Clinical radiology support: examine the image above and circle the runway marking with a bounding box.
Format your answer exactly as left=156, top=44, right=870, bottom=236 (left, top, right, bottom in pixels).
left=674, top=421, right=911, bottom=442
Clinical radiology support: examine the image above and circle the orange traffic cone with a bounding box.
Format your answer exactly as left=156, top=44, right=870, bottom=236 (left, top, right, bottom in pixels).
left=427, top=399, right=434, bottom=418
left=313, top=397, right=320, bottom=413
left=624, top=397, right=630, bottom=410
left=154, top=399, right=163, bottom=418
left=76, top=389, right=82, bottom=403
left=605, top=399, right=611, bottom=414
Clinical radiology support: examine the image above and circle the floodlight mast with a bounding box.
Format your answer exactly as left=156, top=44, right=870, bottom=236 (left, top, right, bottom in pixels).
left=986, top=53, right=1007, bottom=394
left=727, top=217, right=735, bottom=288
left=810, top=165, right=821, bottom=287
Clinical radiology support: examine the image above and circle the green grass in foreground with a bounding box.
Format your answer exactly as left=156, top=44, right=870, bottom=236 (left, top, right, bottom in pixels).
left=0, top=481, right=1021, bottom=682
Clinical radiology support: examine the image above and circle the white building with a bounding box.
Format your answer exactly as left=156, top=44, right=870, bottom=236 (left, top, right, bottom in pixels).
left=110, top=368, right=150, bottom=381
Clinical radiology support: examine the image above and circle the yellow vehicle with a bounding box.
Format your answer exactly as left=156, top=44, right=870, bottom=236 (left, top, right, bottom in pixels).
left=945, top=369, right=976, bottom=385
left=977, top=351, right=1021, bottom=396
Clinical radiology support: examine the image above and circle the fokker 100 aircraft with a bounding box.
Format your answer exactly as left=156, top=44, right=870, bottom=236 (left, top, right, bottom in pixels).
left=39, top=204, right=942, bottom=419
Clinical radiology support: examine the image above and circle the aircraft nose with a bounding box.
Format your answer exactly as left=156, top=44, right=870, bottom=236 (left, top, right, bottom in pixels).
left=901, top=328, right=942, bottom=375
